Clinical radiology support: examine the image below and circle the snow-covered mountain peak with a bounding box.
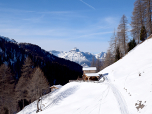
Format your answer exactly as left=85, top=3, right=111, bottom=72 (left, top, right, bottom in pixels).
left=70, top=47, right=80, bottom=52
left=50, top=48, right=105, bottom=67
left=95, top=52, right=106, bottom=59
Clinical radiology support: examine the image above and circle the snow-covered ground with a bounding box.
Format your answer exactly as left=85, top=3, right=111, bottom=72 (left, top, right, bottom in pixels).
left=50, top=47, right=106, bottom=67
left=18, top=38, right=152, bottom=114
left=98, top=38, right=152, bottom=114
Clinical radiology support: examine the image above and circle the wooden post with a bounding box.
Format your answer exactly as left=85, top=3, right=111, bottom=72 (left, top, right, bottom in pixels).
left=88, top=77, right=90, bottom=81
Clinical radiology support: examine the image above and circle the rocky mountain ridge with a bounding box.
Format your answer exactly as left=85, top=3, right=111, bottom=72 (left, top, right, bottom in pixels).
left=50, top=47, right=106, bottom=67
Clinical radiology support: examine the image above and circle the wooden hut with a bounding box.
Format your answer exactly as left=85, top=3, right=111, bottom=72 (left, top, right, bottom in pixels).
left=83, top=67, right=97, bottom=73
left=82, top=67, right=99, bottom=81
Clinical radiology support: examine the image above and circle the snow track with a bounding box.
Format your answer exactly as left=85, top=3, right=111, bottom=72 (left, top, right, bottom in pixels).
left=73, top=85, right=110, bottom=114
left=105, top=76, right=129, bottom=114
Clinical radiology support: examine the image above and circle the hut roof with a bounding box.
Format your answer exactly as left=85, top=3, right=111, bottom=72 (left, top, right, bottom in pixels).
left=50, top=85, right=62, bottom=89
left=83, top=67, right=96, bottom=71
left=85, top=73, right=99, bottom=77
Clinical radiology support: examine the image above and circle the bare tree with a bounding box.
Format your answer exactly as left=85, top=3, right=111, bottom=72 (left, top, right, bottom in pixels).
left=109, top=29, right=118, bottom=57
left=117, top=15, right=128, bottom=56
left=30, top=67, right=49, bottom=112
left=15, top=57, right=34, bottom=109
left=143, top=0, right=152, bottom=35
left=101, top=49, right=114, bottom=69
left=21, top=56, right=34, bottom=79
left=0, top=64, right=15, bottom=114
left=131, top=0, right=146, bottom=44
left=96, top=57, right=101, bottom=72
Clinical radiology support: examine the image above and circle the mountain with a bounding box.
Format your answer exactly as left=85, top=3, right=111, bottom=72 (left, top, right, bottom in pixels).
left=50, top=47, right=106, bottom=67
left=18, top=37, right=152, bottom=114
left=0, top=35, right=17, bottom=43
left=0, top=36, right=82, bottom=84
left=0, top=36, right=83, bottom=113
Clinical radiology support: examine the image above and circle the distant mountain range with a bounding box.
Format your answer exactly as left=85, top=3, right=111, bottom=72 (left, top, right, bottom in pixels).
left=50, top=47, right=106, bottom=67
left=0, top=36, right=82, bottom=85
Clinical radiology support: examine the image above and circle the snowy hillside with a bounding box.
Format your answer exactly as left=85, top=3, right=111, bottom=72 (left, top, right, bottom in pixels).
left=98, top=38, right=152, bottom=114
left=50, top=47, right=106, bottom=67
left=18, top=38, right=152, bottom=114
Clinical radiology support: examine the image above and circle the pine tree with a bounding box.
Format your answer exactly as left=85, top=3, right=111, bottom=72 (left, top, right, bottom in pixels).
left=128, top=39, right=137, bottom=52
left=140, top=25, right=147, bottom=41
left=115, top=47, right=121, bottom=62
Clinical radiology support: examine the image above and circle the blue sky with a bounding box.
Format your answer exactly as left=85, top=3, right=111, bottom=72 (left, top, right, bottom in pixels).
left=0, top=0, right=135, bottom=53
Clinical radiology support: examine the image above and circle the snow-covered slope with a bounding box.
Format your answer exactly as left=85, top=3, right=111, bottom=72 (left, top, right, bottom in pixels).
left=18, top=38, right=152, bottom=114
left=17, top=82, right=123, bottom=114
left=50, top=48, right=106, bottom=67
left=98, top=38, right=152, bottom=114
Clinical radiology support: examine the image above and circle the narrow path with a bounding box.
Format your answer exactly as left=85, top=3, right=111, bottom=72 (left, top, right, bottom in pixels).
left=105, top=76, right=130, bottom=114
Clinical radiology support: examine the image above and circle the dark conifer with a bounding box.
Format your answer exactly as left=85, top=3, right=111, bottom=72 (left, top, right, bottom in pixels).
left=140, top=26, right=147, bottom=41
left=128, top=39, right=137, bottom=52
left=115, top=47, right=121, bottom=62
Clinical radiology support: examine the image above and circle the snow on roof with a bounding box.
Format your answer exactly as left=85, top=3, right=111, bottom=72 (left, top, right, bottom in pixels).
left=85, top=73, right=99, bottom=77
left=83, top=67, right=96, bottom=71
left=51, top=85, right=62, bottom=88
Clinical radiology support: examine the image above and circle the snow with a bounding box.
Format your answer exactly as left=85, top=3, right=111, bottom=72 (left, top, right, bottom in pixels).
left=51, top=85, right=62, bottom=89
left=95, top=52, right=106, bottom=60
left=85, top=73, right=99, bottom=77
left=81, top=63, right=89, bottom=68
left=18, top=82, right=121, bottom=114
left=98, top=38, right=152, bottom=113
left=83, top=67, right=96, bottom=70
left=18, top=38, right=152, bottom=114
left=50, top=48, right=105, bottom=67
left=50, top=85, right=62, bottom=92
